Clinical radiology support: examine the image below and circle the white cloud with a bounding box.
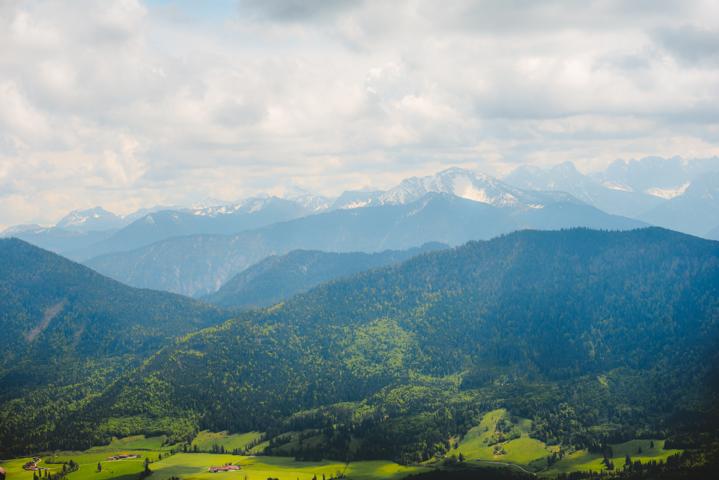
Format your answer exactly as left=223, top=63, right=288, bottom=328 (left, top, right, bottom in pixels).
left=1, top=0, right=719, bottom=228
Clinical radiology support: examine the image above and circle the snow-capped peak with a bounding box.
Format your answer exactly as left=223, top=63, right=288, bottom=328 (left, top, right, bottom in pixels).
left=287, top=193, right=332, bottom=212
left=377, top=167, right=549, bottom=208
left=56, top=207, right=123, bottom=231
left=331, top=167, right=580, bottom=210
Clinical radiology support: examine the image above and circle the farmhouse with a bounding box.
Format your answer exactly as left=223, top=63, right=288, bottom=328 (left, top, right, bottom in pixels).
left=208, top=465, right=242, bottom=473
left=107, top=454, right=141, bottom=461
left=22, top=458, right=41, bottom=471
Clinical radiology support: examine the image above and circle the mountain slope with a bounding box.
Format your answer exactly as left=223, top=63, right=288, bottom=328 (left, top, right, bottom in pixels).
left=333, top=167, right=578, bottom=209
left=56, top=207, right=126, bottom=231
left=204, top=243, right=447, bottom=308
left=0, top=238, right=227, bottom=383
left=67, top=228, right=719, bottom=460
left=85, top=193, right=645, bottom=297
left=505, top=161, right=663, bottom=217
left=0, top=226, right=119, bottom=258
left=639, top=172, right=719, bottom=237
left=0, top=238, right=229, bottom=453
left=72, top=197, right=317, bottom=260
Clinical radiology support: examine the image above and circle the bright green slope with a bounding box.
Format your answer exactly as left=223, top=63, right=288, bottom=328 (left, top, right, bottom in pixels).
left=191, top=431, right=264, bottom=452
left=0, top=458, right=62, bottom=480
left=0, top=451, right=158, bottom=480
left=148, top=453, right=427, bottom=480
left=543, top=439, right=681, bottom=476
left=448, top=409, right=557, bottom=471
left=0, top=432, right=681, bottom=480
left=1, top=451, right=426, bottom=480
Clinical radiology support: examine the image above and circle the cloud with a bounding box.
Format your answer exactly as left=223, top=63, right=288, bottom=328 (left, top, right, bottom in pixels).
left=1, top=0, right=719, bottom=228
left=238, top=0, right=362, bottom=22
left=654, top=24, right=719, bottom=66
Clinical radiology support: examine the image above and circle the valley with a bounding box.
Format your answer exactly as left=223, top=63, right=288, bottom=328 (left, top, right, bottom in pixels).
left=0, top=416, right=683, bottom=480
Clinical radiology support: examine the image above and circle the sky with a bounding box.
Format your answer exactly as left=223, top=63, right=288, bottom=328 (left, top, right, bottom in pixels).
left=1, top=0, right=719, bottom=228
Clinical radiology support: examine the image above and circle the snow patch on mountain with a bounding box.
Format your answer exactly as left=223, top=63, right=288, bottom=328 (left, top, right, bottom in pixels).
left=375, top=167, right=573, bottom=209
left=601, top=181, right=633, bottom=192
left=645, top=182, right=690, bottom=199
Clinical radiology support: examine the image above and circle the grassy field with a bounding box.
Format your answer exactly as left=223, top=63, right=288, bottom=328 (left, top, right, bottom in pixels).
left=0, top=457, right=62, bottom=480
left=150, top=453, right=428, bottom=480
left=0, top=451, right=158, bottom=480
left=1, top=451, right=426, bottom=480
left=0, top=431, right=681, bottom=480
left=447, top=408, right=557, bottom=471
left=542, top=439, right=681, bottom=476
left=190, top=432, right=264, bottom=453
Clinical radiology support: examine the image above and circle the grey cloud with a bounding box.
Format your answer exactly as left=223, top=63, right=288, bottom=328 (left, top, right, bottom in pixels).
left=654, top=25, right=719, bottom=65
left=237, top=0, right=362, bottom=22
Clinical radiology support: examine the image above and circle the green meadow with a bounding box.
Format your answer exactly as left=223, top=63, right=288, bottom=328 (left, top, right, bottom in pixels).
left=0, top=428, right=681, bottom=480
left=446, top=408, right=558, bottom=471
left=0, top=444, right=426, bottom=480
left=149, top=453, right=427, bottom=480
left=542, top=439, right=681, bottom=476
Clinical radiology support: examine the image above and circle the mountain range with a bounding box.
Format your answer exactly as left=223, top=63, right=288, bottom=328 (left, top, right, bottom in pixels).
left=2, top=227, right=714, bottom=464
left=85, top=191, right=643, bottom=297
left=4, top=160, right=719, bottom=301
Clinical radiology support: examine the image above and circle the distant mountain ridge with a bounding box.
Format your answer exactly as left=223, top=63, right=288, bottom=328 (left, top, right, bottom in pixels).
left=85, top=192, right=644, bottom=297
left=204, top=242, right=448, bottom=308
left=6, top=160, right=719, bottom=263
left=504, top=162, right=663, bottom=218
left=334, top=167, right=579, bottom=209
left=639, top=172, right=719, bottom=237
left=76, top=197, right=318, bottom=260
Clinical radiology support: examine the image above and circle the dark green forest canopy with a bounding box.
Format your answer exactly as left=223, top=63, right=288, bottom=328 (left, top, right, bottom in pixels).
left=50, top=228, right=719, bottom=461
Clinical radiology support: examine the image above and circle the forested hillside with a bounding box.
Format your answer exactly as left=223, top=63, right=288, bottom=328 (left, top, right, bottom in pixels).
left=52, top=228, right=719, bottom=462
left=0, top=239, right=229, bottom=454
left=205, top=243, right=446, bottom=308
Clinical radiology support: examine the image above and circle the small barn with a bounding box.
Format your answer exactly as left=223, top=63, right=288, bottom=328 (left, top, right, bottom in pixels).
left=208, top=465, right=241, bottom=473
